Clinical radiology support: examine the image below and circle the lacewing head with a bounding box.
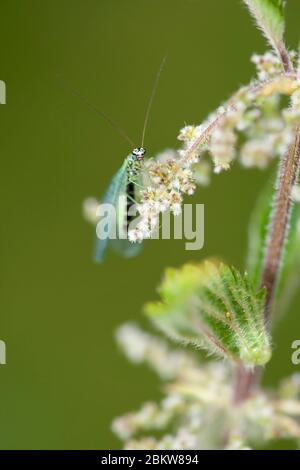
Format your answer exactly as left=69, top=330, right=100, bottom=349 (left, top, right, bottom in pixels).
left=132, top=147, right=146, bottom=160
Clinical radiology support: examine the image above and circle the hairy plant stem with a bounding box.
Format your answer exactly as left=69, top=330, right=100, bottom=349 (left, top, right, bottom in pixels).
left=231, top=45, right=298, bottom=408
left=277, top=42, right=293, bottom=74
left=232, top=365, right=256, bottom=405
left=258, top=44, right=296, bottom=321
left=232, top=129, right=300, bottom=406
left=261, top=130, right=300, bottom=320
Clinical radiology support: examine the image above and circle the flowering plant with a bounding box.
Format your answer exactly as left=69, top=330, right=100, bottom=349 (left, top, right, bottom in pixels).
left=87, top=0, right=300, bottom=450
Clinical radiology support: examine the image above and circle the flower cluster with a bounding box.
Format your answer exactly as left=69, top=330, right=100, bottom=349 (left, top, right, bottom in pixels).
left=251, top=51, right=284, bottom=81
left=127, top=50, right=300, bottom=243
left=115, top=323, right=197, bottom=380
left=127, top=149, right=196, bottom=243
left=83, top=0, right=300, bottom=451
left=112, top=324, right=300, bottom=450
left=83, top=49, right=300, bottom=245
left=178, top=73, right=299, bottom=174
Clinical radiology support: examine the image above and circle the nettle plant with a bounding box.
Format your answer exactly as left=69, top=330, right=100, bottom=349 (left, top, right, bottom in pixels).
left=102, top=1, right=300, bottom=449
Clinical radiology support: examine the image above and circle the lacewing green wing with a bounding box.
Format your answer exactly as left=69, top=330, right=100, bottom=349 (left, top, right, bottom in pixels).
left=94, top=148, right=145, bottom=262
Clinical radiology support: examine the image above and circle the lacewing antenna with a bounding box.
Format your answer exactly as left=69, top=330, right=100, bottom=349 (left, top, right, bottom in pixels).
left=57, top=75, right=136, bottom=148
left=141, top=54, right=167, bottom=148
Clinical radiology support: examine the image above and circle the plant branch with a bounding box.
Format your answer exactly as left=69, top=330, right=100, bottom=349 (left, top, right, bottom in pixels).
left=232, top=62, right=299, bottom=405
left=261, top=129, right=300, bottom=321
left=260, top=36, right=298, bottom=321
left=182, top=72, right=296, bottom=166
left=232, top=365, right=256, bottom=405
left=277, top=41, right=293, bottom=74
left=232, top=128, right=300, bottom=407
left=231, top=127, right=300, bottom=411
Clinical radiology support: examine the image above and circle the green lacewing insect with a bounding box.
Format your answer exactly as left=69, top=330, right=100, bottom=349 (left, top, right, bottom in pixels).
left=94, top=145, right=146, bottom=262
left=59, top=56, right=166, bottom=262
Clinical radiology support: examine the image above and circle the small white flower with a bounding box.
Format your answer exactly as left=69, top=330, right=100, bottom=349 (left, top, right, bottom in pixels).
left=162, top=395, right=184, bottom=411
left=158, top=201, right=168, bottom=213
left=251, top=51, right=282, bottom=82
left=137, top=222, right=151, bottom=239
left=82, top=197, right=99, bottom=225
left=111, top=414, right=139, bottom=440
left=172, top=179, right=181, bottom=190
left=150, top=216, right=159, bottom=227
left=178, top=125, right=196, bottom=142
left=115, top=324, right=148, bottom=363
left=128, top=230, right=138, bottom=242
left=172, top=203, right=182, bottom=216
left=240, top=138, right=273, bottom=169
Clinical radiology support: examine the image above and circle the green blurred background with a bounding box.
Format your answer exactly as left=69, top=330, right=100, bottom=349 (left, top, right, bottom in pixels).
left=0, top=0, right=300, bottom=450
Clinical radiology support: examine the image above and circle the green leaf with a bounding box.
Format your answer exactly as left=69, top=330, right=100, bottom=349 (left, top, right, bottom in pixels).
left=246, top=174, right=300, bottom=317
left=243, top=0, right=286, bottom=50
left=145, top=261, right=271, bottom=367
left=246, top=174, right=275, bottom=288
left=275, top=201, right=300, bottom=317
